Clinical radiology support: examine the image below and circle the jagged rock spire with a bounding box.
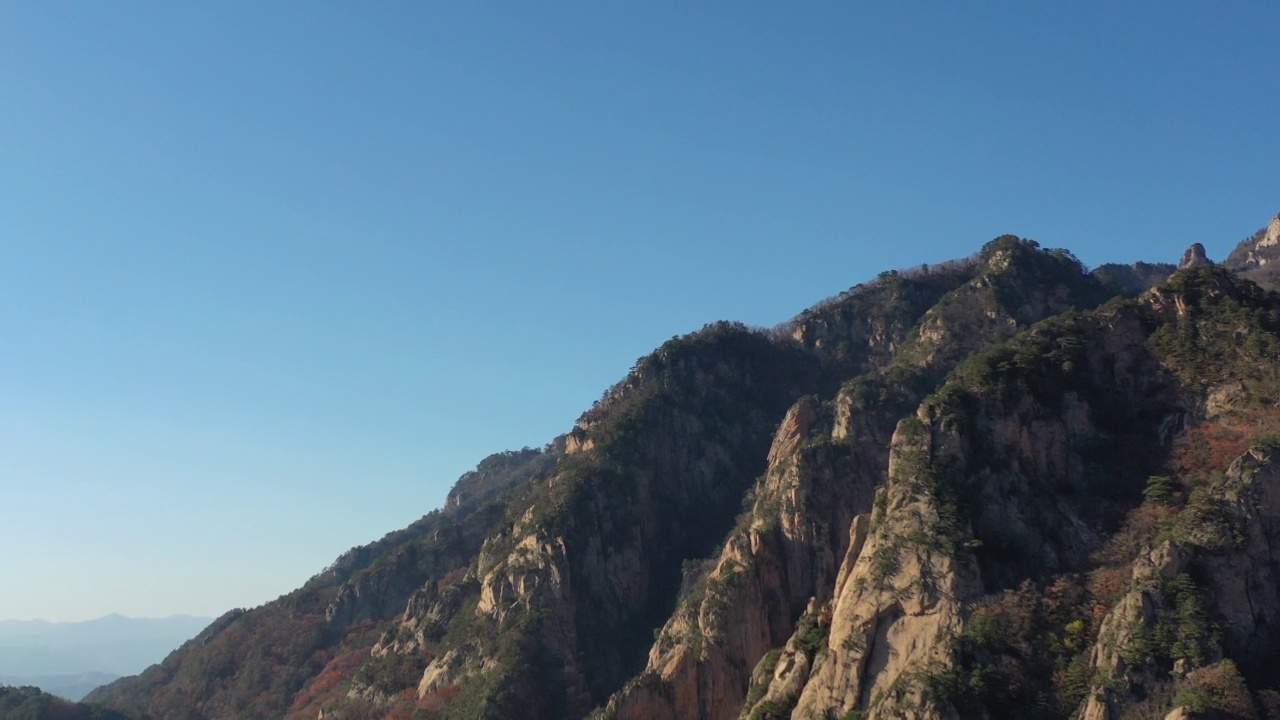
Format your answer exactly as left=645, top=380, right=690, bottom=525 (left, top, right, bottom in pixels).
left=1179, top=242, right=1209, bottom=269
left=1263, top=213, right=1280, bottom=249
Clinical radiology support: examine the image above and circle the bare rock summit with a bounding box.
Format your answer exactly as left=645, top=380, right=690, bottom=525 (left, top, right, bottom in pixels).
left=1179, top=242, right=1209, bottom=268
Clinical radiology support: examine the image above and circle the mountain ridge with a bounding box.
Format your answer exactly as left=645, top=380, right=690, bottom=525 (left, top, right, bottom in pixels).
left=0, top=614, right=212, bottom=705
left=88, top=214, right=1280, bottom=720
left=0, top=672, right=120, bottom=703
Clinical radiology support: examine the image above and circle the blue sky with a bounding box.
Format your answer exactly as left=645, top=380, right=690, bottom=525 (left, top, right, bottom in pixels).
left=1, top=2, right=1277, bottom=622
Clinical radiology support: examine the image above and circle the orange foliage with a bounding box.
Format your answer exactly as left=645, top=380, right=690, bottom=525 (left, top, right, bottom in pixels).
left=1179, top=660, right=1255, bottom=718
left=1174, top=413, right=1280, bottom=484
left=287, top=644, right=374, bottom=718
left=1096, top=503, right=1176, bottom=566
left=1173, top=422, right=1250, bottom=482
left=380, top=688, right=421, bottom=720
left=418, top=683, right=461, bottom=713
left=1042, top=575, right=1088, bottom=625
left=437, top=566, right=467, bottom=590
left=1087, top=565, right=1129, bottom=611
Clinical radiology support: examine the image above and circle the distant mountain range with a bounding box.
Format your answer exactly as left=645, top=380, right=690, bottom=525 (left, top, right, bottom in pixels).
left=0, top=614, right=210, bottom=700
left=0, top=672, right=119, bottom=703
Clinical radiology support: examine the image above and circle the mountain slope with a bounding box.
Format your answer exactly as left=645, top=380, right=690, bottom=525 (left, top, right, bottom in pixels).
left=0, top=673, right=119, bottom=703
left=738, top=264, right=1280, bottom=720
left=1224, top=212, right=1280, bottom=291
left=599, top=237, right=1114, bottom=720
left=87, top=444, right=562, bottom=720
left=0, top=684, right=132, bottom=720
left=91, top=217, right=1280, bottom=720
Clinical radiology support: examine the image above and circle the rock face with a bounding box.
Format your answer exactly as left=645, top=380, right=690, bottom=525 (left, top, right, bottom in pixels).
left=1180, top=242, right=1210, bottom=269
left=1225, top=212, right=1280, bottom=290
left=89, top=219, right=1280, bottom=720
left=752, top=293, right=1172, bottom=719
left=600, top=237, right=1113, bottom=720
left=444, top=446, right=560, bottom=513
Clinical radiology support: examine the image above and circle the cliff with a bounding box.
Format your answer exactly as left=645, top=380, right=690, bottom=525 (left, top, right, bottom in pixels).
left=1225, top=212, right=1280, bottom=291
left=88, top=218, right=1280, bottom=720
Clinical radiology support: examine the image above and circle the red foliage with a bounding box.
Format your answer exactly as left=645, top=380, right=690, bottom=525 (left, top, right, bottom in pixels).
left=1174, top=413, right=1280, bottom=484
left=376, top=689, right=422, bottom=720
left=1174, top=421, right=1250, bottom=482
left=1087, top=565, right=1129, bottom=616
left=1095, top=503, right=1176, bottom=568
left=437, top=566, right=467, bottom=590
left=1179, top=660, right=1255, bottom=718
left=287, top=645, right=373, bottom=718
left=1042, top=575, right=1089, bottom=627
left=417, top=683, right=461, bottom=714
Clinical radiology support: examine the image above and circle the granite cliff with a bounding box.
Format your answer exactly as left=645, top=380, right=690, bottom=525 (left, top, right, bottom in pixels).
left=87, top=214, right=1280, bottom=720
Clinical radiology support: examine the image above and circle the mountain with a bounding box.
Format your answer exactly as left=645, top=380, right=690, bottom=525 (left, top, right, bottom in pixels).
left=89, top=214, right=1280, bottom=720
left=0, top=684, right=131, bottom=720
left=1225, top=213, right=1280, bottom=290
left=0, top=673, right=119, bottom=703
left=0, top=615, right=211, bottom=700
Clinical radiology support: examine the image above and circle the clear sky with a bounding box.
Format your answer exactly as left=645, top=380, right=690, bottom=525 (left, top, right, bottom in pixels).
left=1, top=2, right=1277, bottom=622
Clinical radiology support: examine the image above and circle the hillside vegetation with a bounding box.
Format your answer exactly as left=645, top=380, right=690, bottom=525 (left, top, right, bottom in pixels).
left=87, top=214, right=1280, bottom=720
left=0, top=685, right=131, bottom=720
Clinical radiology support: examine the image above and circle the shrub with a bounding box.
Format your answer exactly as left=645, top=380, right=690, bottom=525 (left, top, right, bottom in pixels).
left=1143, top=476, right=1178, bottom=505
left=794, top=612, right=828, bottom=661
left=1172, top=660, right=1256, bottom=719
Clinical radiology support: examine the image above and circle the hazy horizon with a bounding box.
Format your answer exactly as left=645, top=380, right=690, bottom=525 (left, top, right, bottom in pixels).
left=0, top=614, right=213, bottom=625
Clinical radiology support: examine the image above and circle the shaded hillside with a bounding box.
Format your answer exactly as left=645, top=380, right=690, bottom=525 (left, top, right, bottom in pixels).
left=0, top=616, right=211, bottom=707
left=88, top=250, right=994, bottom=720
left=1092, top=261, right=1177, bottom=296
left=87, top=443, right=563, bottom=720
left=91, top=216, right=1280, bottom=720
left=600, top=237, right=1114, bottom=720
left=0, top=674, right=119, bottom=703
left=0, top=685, right=132, bottom=720
left=734, top=264, right=1280, bottom=720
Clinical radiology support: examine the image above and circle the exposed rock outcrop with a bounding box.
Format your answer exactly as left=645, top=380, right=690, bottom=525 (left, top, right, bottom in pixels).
left=602, top=238, right=1119, bottom=720
left=1180, top=242, right=1210, bottom=269
left=89, top=217, right=1280, bottom=720
left=1225, top=212, right=1280, bottom=290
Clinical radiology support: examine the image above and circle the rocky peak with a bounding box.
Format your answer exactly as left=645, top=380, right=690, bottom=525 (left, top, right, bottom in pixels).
left=1224, top=212, right=1280, bottom=291
left=765, top=398, right=818, bottom=467
left=87, top=218, right=1280, bottom=720
left=1179, top=242, right=1209, bottom=269
left=444, top=444, right=559, bottom=512
left=1263, top=214, right=1280, bottom=249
